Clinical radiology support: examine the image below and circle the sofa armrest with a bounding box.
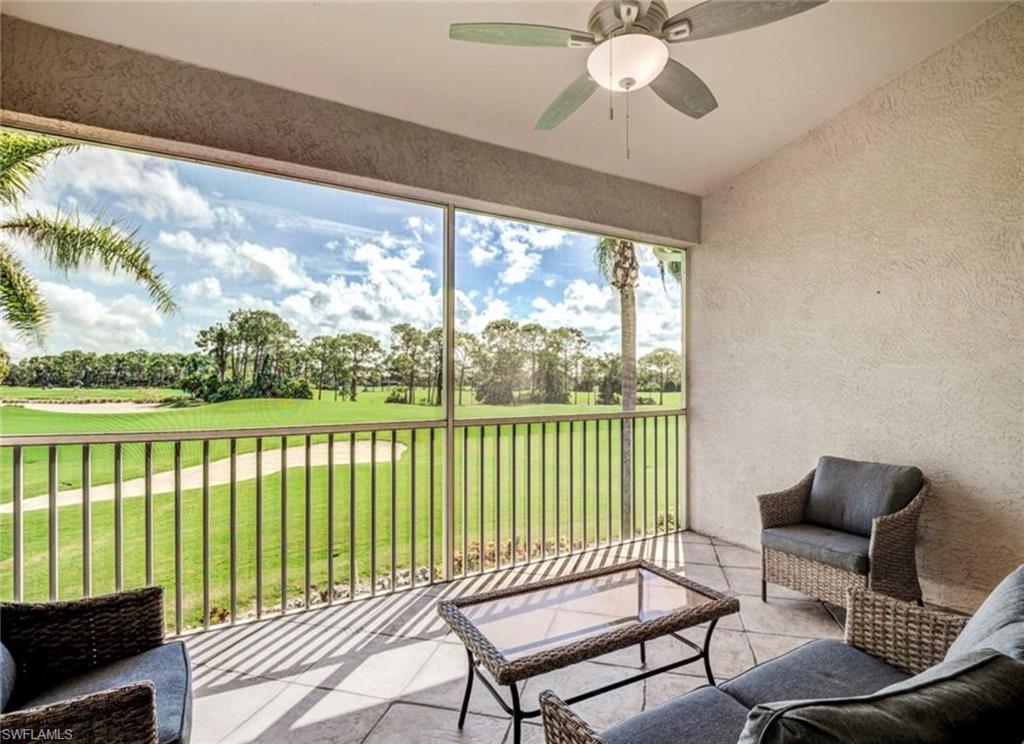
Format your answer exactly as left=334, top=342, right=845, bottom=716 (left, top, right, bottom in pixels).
left=0, top=587, right=165, bottom=697
left=757, top=470, right=814, bottom=529
left=0, top=682, right=159, bottom=744
left=539, top=690, right=609, bottom=744
left=844, top=588, right=969, bottom=675
left=868, top=482, right=928, bottom=601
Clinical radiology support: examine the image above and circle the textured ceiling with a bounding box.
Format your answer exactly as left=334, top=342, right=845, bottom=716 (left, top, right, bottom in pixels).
left=3, top=1, right=1005, bottom=195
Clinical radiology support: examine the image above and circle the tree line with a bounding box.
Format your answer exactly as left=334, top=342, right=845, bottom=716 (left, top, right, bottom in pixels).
left=5, top=308, right=682, bottom=406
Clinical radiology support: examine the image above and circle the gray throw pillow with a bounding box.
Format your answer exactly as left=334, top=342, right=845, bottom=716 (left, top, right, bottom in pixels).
left=0, top=642, right=15, bottom=712
left=945, top=564, right=1024, bottom=662
left=737, top=649, right=1024, bottom=744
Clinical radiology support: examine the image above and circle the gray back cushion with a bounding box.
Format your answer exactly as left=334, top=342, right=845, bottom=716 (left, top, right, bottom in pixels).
left=946, top=564, right=1024, bottom=662
left=0, top=642, right=15, bottom=712
left=805, top=456, right=922, bottom=537
left=738, top=649, right=1024, bottom=744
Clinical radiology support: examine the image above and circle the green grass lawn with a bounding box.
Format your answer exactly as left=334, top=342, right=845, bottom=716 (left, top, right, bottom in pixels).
left=0, top=388, right=684, bottom=630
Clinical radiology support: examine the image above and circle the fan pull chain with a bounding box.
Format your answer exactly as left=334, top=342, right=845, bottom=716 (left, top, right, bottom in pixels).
left=625, top=86, right=631, bottom=160
left=608, top=34, right=614, bottom=121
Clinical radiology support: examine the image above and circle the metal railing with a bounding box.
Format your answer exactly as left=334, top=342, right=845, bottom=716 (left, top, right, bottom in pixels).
left=0, top=409, right=684, bottom=634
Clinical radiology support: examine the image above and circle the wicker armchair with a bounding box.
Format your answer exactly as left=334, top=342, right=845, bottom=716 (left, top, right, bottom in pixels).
left=538, top=588, right=973, bottom=744
left=0, top=587, right=191, bottom=744
left=758, top=457, right=928, bottom=605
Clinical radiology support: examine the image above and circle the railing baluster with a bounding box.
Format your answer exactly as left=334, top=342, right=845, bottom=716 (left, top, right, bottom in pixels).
left=305, top=434, right=312, bottom=608
left=411, top=430, right=417, bottom=587
left=511, top=423, right=517, bottom=566
left=526, top=423, right=532, bottom=562
left=82, top=444, right=91, bottom=596
left=555, top=423, right=561, bottom=558
left=391, top=430, right=397, bottom=590
left=675, top=415, right=681, bottom=530
left=230, top=438, right=237, bottom=622
left=370, top=431, right=377, bottom=596
left=328, top=433, right=335, bottom=604
left=11, top=446, right=23, bottom=601
left=48, top=446, right=58, bottom=601
left=568, top=420, right=574, bottom=554
left=595, top=420, right=600, bottom=546
left=582, top=420, right=588, bottom=549
left=174, top=441, right=183, bottom=634
left=114, top=443, right=123, bottom=591
left=664, top=416, right=670, bottom=531
left=654, top=416, right=660, bottom=535
left=602, top=419, right=610, bottom=540
left=202, top=440, right=210, bottom=629
left=478, top=426, right=484, bottom=573
left=541, top=423, right=547, bottom=560
left=281, top=436, right=288, bottom=613
left=255, top=437, right=263, bottom=618
left=495, top=424, right=501, bottom=570
left=642, top=417, right=648, bottom=538
left=349, top=432, right=356, bottom=599
left=462, top=426, right=468, bottom=575
left=631, top=417, right=638, bottom=542
left=429, top=428, right=436, bottom=583
left=144, top=442, right=153, bottom=586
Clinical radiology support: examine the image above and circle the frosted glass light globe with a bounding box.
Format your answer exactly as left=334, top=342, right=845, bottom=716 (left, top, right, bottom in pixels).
left=587, top=34, right=669, bottom=92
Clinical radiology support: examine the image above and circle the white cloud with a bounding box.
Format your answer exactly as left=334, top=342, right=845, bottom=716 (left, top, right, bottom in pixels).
left=274, top=238, right=441, bottom=341
left=456, top=291, right=510, bottom=335
left=458, top=214, right=569, bottom=286
left=468, top=243, right=498, bottom=267
left=29, top=147, right=241, bottom=229
left=12, top=281, right=163, bottom=357
left=158, top=230, right=312, bottom=290
left=182, top=276, right=222, bottom=301
left=499, top=243, right=543, bottom=285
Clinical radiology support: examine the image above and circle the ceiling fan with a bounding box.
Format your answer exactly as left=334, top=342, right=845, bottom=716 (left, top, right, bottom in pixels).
left=450, top=1, right=828, bottom=130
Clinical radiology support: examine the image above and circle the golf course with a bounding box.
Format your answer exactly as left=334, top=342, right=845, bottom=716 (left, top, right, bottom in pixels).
left=0, top=387, right=683, bottom=630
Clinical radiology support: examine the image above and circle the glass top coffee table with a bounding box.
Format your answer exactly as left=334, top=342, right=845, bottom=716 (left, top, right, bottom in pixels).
left=437, top=560, right=740, bottom=743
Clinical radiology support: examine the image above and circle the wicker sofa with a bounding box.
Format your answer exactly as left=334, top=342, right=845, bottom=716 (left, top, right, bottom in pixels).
left=0, top=586, right=191, bottom=744
left=758, top=456, right=928, bottom=605
left=539, top=565, right=1024, bottom=743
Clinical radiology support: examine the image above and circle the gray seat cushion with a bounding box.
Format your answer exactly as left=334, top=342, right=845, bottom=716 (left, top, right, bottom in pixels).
left=0, top=642, right=15, bottom=711
left=602, top=686, right=749, bottom=744
left=946, top=564, right=1024, bottom=662
left=722, top=639, right=908, bottom=709
left=14, top=642, right=191, bottom=744
left=806, top=456, right=923, bottom=537
left=762, top=525, right=870, bottom=574
left=737, top=649, right=1024, bottom=744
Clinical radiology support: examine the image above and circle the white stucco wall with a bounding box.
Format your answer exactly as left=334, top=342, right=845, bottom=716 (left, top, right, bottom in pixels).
left=690, top=4, right=1023, bottom=610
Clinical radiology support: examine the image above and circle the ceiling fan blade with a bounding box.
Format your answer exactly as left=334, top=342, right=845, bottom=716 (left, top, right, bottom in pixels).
left=535, top=73, right=599, bottom=130
left=662, top=1, right=827, bottom=42
left=450, top=23, right=594, bottom=48
left=649, top=59, right=718, bottom=119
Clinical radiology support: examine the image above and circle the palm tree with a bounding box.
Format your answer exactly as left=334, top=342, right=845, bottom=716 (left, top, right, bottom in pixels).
left=0, top=130, right=176, bottom=346
left=595, top=237, right=640, bottom=535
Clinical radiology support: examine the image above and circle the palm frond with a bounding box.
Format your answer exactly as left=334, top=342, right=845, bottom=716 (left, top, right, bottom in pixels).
left=0, top=130, right=79, bottom=205
left=657, top=258, right=683, bottom=290
left=2, top=210, right=178, bottom=314
left=0, top=242, right=50, bottom=342
left=594, top=237, right=619, bottom=284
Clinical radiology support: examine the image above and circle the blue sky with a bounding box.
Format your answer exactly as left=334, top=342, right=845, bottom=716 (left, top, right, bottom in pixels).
left=7, top=138, right=681, bottom=361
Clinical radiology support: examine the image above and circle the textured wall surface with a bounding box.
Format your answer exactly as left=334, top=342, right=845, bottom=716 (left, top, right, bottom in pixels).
left=691, top=5, right=1024, bottom=610
left=0, top=16, right=700, bottom=245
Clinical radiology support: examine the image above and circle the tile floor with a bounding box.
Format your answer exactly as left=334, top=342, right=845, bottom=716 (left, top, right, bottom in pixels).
left=187, top=533, right=844, bottom=743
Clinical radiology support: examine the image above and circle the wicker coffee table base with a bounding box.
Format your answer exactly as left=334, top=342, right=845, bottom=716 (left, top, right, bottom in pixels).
left=458, top=619, right=722, bottom=744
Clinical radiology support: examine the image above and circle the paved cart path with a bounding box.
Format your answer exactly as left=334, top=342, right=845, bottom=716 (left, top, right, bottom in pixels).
left=3, top=439, right=407, bottom=514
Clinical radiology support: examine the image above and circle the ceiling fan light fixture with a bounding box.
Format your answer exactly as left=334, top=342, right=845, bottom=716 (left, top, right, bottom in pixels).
left=586, top=34, right=669, bottom=93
